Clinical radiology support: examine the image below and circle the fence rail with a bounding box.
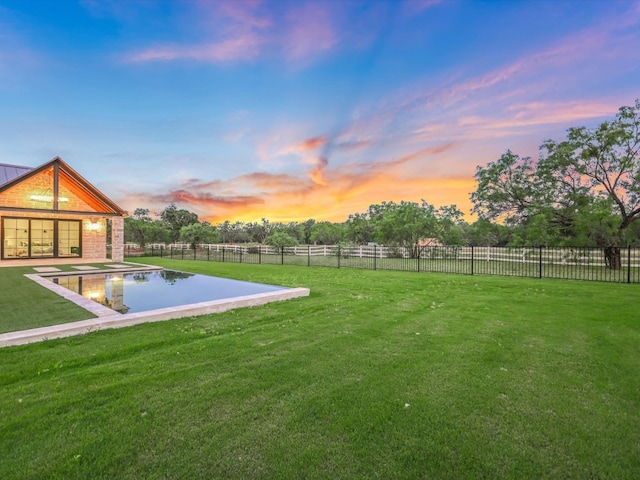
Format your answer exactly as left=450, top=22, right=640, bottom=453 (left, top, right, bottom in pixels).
left=124, top=244, right=640, bottom=284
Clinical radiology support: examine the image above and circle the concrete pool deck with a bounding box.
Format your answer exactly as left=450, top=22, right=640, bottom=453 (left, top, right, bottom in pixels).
left=0, top=265, right=310, bottom=348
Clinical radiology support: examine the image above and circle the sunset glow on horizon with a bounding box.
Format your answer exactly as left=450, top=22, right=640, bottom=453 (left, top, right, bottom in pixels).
left=1, top=0, right=638, bottom=224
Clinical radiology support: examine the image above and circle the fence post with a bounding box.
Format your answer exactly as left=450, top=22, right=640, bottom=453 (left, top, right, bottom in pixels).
left=281, top=248, right=284, bottom=265
left=417, top=248, right=420, bottom=273
left=193, top=246, right=196, bottom=260
left=308, top=245, right=310, bottom=267
left=471, top=245, right=474, bottom=275
left=374, top=245, right=377, bottom=270
left=207, top=245, right=210, bottom=261
left=259, top=246, right=262, bottom=264
left=539, top=246, right=543, bottom=279
left=170, top=246, right=173, bottom=259
left=222, top=248, right=225, bottom=263
left=628, top=245, right=632, bottom=284
left=338, top=245, right=341, bottom=268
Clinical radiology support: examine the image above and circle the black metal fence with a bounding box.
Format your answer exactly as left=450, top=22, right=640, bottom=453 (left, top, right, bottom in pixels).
left=125, top=244, right=640, bottom=284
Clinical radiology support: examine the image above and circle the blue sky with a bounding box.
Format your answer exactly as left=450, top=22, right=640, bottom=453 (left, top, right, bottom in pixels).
left=1, top=0, right=638, bottom=222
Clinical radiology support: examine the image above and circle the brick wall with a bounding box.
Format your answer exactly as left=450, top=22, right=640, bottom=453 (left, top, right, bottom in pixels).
left=0, top=168, right=55, bottom=209
left=111, top=216, right=124, bottom=262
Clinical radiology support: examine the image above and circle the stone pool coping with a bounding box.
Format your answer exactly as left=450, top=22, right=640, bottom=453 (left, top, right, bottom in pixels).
left=0, top=267, right=310, bottom=348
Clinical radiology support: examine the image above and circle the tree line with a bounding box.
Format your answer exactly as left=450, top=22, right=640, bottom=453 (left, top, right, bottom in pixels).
left=124, top=100, right=640, bottom=269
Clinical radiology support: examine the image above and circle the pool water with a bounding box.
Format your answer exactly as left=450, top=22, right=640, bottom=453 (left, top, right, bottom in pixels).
left=49, top=269, right=287, bottom=314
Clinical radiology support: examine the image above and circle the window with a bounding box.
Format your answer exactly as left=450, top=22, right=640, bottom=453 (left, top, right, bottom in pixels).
left=1, top=218, right=81, bottom=259
left=58, top=220, right=81, bottom=257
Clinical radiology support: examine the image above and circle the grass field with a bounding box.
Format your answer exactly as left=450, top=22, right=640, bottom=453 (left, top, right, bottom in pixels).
left=1, top=258, right=639, bottom=479
left=0, top=264, right=100, bottom=334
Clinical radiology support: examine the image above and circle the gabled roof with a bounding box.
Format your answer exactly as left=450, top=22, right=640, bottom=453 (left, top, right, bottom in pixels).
left=0, top=163, right=32, bottom=186
left=0, top=156, right=125, bottom=216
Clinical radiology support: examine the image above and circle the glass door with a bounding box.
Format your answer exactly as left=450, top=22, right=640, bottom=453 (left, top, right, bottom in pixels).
left=2, top=218, right=81, bottom=259
left=2, top=218, right=30, bottom=258
left=58, top=220, right=81, bottom=257
left=28, top=220, right=54, bottom=258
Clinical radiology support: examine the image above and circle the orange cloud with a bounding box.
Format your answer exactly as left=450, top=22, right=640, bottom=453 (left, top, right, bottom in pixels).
left=309, top=157, right=329, bottom=186
left=297, top=136, right=327, bottom=151
left=118, top=140, right=467, bottom=224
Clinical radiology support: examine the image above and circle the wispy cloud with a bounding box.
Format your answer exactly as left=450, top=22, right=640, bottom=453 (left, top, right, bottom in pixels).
left=280, top=2, right=339, bottom=61
left=127, top=33, right=265, bottom=63
left=123, top=0, right=383, bottom=66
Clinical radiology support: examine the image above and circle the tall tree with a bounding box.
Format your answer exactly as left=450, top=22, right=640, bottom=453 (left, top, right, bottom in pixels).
left=471, top=100, right=640, bottom=268
left=160, top=203, right=199, bottom=243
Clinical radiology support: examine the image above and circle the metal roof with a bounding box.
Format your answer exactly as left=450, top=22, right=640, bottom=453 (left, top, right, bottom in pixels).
left=0, top=163, right=32, bottom=186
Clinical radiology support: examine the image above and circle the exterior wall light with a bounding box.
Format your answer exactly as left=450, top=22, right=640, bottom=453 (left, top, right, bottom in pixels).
left=86, top=220, right=102, bottom=232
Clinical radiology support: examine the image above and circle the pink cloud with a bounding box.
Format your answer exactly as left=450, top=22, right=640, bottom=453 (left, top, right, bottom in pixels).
left=401, top=0, right=443, bottom=16
left=281, top=2, right=339, bottom=61
left=127, top=33, right=265, bottom=63
left=296, top=136, right=327, bottom=151
left=123, top=1, right=374, bottom=65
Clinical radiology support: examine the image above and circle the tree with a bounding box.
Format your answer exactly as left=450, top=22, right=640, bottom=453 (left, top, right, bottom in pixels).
left=540, top=100, right=640, bottom=267
left=344, top=200, right=464, bottom=256
left=471, top=150, right=548, bottom=225
left=124, top=208, right=169, bottom=248
left=437, top=205, right=466, bottom=246
left=465, top=219, right=511, bottom=246
left=344, top=212, right=375, bottom=244
left=265, top=231, right=299, bottom=252
left=300, top=219, right=316, bottom=244
left=160, top=203, right=199, bottom=243
left=179, top=223, right=219, bottom=249
left=245, top=218, right=271, bottom=243
left=374, top=201, right=441, bottom=256
left=471, top=100, right=640, bottom=268
left=310, top=221, right=344, bottom=244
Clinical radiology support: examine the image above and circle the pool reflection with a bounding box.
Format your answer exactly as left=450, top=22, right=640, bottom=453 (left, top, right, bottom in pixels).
left=50, top=269, right=285, bottom=314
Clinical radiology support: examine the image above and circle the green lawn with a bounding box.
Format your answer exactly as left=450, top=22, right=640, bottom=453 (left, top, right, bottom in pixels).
left=0, top=265, right=99, bottom=333
left=1, top=258, right=639, bottom=479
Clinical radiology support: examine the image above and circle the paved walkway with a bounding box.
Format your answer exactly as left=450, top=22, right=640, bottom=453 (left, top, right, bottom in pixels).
left=0, top=258, right=112, bottom=267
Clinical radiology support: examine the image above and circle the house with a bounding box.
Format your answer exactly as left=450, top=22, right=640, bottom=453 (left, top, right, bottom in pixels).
left=0, top=157, right=125, bottom=264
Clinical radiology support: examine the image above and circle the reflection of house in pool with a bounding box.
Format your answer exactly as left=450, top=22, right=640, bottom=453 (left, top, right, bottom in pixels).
left=54, top=274, right=129, bottom=314
left=0, top=157, right=125, bottom=263
left=52, top=270, right=211, bottom=315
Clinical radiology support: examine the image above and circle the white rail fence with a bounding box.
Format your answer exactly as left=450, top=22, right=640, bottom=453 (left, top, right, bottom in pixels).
left=125, top=243, right=640, bottom=268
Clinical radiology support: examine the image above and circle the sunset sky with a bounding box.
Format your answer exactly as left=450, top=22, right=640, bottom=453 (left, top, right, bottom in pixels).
left=1, top=0, right=638, bottom=223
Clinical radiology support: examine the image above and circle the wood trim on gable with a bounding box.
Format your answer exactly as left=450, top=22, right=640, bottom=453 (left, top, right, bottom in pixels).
left=0, top=156, right=125, bottom=216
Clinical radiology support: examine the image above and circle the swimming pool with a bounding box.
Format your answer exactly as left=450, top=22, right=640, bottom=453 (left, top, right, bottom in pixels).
left=47, top=269, right=288, bottom=314
left=2, top=267, right=309, bottom=347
